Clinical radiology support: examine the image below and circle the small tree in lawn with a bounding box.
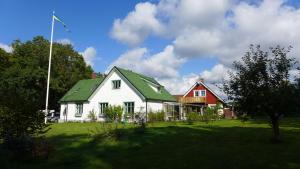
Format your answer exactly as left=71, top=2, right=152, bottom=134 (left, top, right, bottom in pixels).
left=224, top=44, right=296, bottom=142
left=103, top=105, right=123, bottom=122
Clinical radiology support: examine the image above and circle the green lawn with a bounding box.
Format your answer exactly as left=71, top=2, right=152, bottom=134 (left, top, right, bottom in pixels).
left=1, top=119, right=300, bottom=169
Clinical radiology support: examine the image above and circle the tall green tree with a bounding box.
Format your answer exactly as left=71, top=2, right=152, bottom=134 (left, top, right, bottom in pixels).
left=224, top=45, right=297, bottom=141
left=0, top=36, right=93, bottom=147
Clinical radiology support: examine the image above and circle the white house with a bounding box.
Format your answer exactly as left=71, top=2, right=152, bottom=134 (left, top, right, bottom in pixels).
left=59, top=66, right=176, bottom=122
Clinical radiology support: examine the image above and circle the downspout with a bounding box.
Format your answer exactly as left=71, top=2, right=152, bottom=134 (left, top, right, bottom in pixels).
left=145, top=99, right=148, bottom=122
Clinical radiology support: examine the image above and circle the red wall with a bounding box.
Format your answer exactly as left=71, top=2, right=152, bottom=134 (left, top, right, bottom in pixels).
left=185, top=83, right=219, bottom=104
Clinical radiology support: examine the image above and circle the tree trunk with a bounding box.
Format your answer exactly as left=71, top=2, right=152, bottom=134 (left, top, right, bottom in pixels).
left=270, top=116, right=281, bottom=142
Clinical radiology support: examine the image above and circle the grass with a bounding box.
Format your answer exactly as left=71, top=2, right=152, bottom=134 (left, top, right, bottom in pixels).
left=1, top=118, right=300, bottom=169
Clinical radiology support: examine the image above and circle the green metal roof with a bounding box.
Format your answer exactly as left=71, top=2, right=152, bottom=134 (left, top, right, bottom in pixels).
left=59, top=67, right=176, bottom=102
left=116, top=67, right=176, bottom=102
left=59, top=77, right=104, bottom=102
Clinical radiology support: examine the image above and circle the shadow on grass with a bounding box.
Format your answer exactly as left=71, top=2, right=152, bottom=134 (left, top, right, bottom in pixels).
left=245, top=117, right=300, bottom=129
left=1, top=124, right=300, bottom=169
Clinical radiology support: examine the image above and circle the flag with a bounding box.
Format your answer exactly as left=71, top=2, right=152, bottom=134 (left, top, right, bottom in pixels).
left=53, top=14, right=70, bottom=32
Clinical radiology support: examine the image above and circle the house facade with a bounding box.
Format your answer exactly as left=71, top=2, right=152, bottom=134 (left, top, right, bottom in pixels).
left=59, top=66, right=176, bottom=122
left=174, top=79, right=225, bottom=119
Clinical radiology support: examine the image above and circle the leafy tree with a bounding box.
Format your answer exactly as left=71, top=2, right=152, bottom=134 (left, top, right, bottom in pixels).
left=0, top=36, right=93, bottom=150
left=224, top=45, right=297, bottom=141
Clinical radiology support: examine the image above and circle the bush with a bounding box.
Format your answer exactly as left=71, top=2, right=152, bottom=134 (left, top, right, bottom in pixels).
left=87, top=109, right=97, bottom=122
left=0, top=106, right=48, bottom=156
left=103, top=105, right=123, bottom=122
left=203, top=104, right=222, bottom=123
left=148, top=111, right=165, bottom=122
left=186, top=112, right=200, bottom=124
left=239, top=113, right=249, bottom=123
left=89, top=123, right=125, bottom=142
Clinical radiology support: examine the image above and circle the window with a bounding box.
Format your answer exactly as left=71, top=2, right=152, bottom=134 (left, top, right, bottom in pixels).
left=75, top=103, right=83, bottom=117
left=200, top=90, right=206, bottom=97
left=194, top=90, right=206, bottom=97
left=194, top=90, right=199, bottom=97
left=124, top=102, right=134, bottom=114
left=112, top=80, right=121, bottom=89
left=99, top=102, right=108, bottom=116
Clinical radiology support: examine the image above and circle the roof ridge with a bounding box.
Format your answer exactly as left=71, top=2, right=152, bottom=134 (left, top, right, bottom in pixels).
left=115, top=66, right=159, bottom=85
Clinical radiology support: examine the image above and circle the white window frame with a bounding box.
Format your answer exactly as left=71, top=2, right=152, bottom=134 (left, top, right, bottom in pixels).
left=194, top=90, right=206, bottom=97
left=194, top=90, right=199, bottom=97
left=99, top=102, right=108, bottom=116
left=124, top=102, right=135, bottom=114
left=200, top=90, right=206, bottom=97
left=75, top=103, right=83, bottom=117
left=112, top=80, right=121, bottom=89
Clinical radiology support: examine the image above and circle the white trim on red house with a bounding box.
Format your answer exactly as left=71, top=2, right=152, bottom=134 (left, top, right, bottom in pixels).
left=183, top=81, right=224, bottom=103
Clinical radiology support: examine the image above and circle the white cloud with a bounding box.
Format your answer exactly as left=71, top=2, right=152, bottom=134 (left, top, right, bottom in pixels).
left=290, top=69, right=300, bottom=82
left=80, top=47, right=97, bottom=67
left=159, top=64, right=229, bottom=98
left=200, top=64, right=230, bottom=83
left=109, top=45, right=185, bottom=79
left=111, top=2, right=164, bottom=46
left=109, top=0, right=300, bottom=99
left=0, top=43, right=13, bottom=53
left=111, top=0, right=300, bottom=62
left=159, top=73, right=199, bottom=95
left=56, top=38, right=73, bottom=45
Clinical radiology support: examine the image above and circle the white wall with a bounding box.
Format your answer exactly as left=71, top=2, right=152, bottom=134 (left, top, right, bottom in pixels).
left=59, top=70, right=168, bottom=122
left=147, top=101, right=163, bottom=113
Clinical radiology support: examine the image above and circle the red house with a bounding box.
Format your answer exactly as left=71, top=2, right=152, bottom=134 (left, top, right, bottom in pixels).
left=176, top=79, right=225, bottom=118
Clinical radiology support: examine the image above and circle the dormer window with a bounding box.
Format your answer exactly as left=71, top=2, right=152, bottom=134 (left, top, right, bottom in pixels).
left=157, top=86, right=161, bottom=93
left=112, top=80, right=121, bottom=89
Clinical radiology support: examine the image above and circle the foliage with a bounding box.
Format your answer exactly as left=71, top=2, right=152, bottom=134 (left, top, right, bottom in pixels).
left=89, top=123, right=125, bottom=142
left=148, top=111, right=165, bottom=122
left=2, top=119, right=299, bottom=169
left=87, top=109, right=97, bottom=122
left=186, top=112, right=200, bottom=124
left=203, top=104, right=222, bottom=123
left=103, top=105, right=123, bottom=122
left=0, top=36, right=93, bottom=112
left=239, top=113, right=250, bottom=124
left=123, top=111, right=135, bottom=122
left=0, top=106, right=48, bottom=147
left=224, top=44, right=297, bottom=141
left=134, top=120, right=147, bottom=135
left=0, top=36, right=92, bottom=153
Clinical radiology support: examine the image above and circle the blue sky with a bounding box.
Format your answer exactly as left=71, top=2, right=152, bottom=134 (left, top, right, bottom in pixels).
left=1, top=0, right=300, bottom=95
left=0, top=0, right=220, bottom=73
left=0, top=0, right=145, bottom=71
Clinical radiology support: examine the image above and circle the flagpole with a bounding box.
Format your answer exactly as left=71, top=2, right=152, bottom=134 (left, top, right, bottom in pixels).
left=45, top=11, right=55, bottom=124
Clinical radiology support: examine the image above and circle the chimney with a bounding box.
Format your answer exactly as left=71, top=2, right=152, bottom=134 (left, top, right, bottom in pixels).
left=198, top=78, right=204, bottom=83
left=91, top=72, right=97, bottom=79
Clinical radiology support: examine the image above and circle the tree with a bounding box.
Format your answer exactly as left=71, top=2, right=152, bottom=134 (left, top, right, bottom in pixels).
left=224, top=45, right=296, bottom=141
left=0, top=36, right=93, bottom=150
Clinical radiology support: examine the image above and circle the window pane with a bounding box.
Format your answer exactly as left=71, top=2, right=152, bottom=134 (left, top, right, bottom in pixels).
left=124, top=102, right=134, bottom=113
left=76, top=104, right=83, bottom=116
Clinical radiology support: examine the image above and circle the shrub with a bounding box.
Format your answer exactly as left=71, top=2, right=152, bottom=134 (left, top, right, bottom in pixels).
left=103, top=105, right=123, bottom=122
left=87, top=109, right=97, bottom=122
left=203, top=103, right=222, bottom=123
left=239, top=113, right=249, bottom=123
left=89, top=123, right=125, bottom=142
left=186, top=112, right=200, bottom=124
left=134, top=120, right=146, bottom=135
left=0, top=106, right=48, bottom=156
left=148, top=111, right=165, bottom=122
